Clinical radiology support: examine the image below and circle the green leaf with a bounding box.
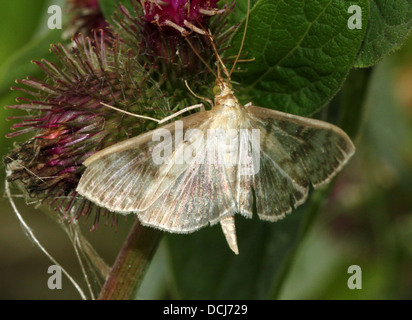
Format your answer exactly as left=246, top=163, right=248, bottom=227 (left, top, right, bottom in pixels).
left=338, top=67, right=373, bottom=139
left=227, top=0, right=369, bottom=116
left=355, top=0, right=412, bottom=68
left=98, top=0, right=136, bottom=23
left=0, top=29, right=63, bottom=97
left=166, top=187, right=330, bottom=300
left=0, top=0, right=49, bottom=68
left=220, top=0, right=260, bottom=25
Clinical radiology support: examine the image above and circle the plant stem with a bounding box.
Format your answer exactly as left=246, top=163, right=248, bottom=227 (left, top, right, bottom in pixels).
left=98, top=220, right=162, bottom=300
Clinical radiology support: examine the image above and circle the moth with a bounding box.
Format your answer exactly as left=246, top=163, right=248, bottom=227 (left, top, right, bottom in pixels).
left=76, top=4, right=355, bottom=254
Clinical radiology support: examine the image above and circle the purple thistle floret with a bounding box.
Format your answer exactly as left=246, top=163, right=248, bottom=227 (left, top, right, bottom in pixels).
left=141, top=0, right=220, bottom=32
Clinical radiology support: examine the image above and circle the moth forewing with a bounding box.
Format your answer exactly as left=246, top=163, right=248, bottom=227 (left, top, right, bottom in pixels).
left=245, top=104, right=355, bottom=221
left=136, top=132, right=238, bottom=233
left=76, top=111, right=214, bottom=213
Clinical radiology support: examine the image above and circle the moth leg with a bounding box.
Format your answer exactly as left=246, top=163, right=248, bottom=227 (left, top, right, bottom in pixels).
left=220, top=216, right=239, bottom=254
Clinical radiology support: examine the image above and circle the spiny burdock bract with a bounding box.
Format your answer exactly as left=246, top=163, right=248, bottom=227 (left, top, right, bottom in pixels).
left=4, top=0, right=234, bottom=229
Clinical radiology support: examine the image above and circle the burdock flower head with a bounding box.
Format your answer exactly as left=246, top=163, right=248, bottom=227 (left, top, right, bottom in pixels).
left=5, top=31, right=170, bottom=228
left=5, top=0, right=232, bottom=229
left=116, top=0, right=232, bottom=77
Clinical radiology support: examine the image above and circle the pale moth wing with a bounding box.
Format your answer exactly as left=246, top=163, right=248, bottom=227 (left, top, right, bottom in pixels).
left=77, top=111, right=215, bottom=213
left=137, top=128, right=238, bottom=233
left=235, top=105, right=355, bottom=222
left=76, top=0, right=356, bottom=254
left=76, top=99, right=355, bottom=246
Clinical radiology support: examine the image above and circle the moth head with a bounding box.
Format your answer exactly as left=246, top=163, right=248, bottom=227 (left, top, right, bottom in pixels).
left=213, top=82, right=237, bottom=109
left=213, top=82, right=232, bottom=96
left=213, top=81, right=233, bottom=97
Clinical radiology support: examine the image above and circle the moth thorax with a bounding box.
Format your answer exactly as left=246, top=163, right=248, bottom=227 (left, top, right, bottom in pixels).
left=214, top=89, right=241, bottom=111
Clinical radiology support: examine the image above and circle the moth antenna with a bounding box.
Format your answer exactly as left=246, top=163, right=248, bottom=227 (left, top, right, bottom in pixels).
left=186, top=18, right=228, bottom=85
left=228, top=0, right=251, bottom=79
left=206, top=31, right=230, bottom=83
left=184, top=37, right=219, bottom=80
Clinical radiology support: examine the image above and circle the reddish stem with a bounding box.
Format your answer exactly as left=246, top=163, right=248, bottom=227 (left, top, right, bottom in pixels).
left=98, top=220, right=162, bottom=300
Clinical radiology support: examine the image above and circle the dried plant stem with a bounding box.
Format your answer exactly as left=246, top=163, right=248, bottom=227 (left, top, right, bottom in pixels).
left=5, top=179, right=88, bottom=300
left=98, top=220, right=162, bottom=300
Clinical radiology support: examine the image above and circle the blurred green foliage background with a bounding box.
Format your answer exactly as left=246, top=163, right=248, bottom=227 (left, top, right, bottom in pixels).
left=0, top=0, right=411, bottom=299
